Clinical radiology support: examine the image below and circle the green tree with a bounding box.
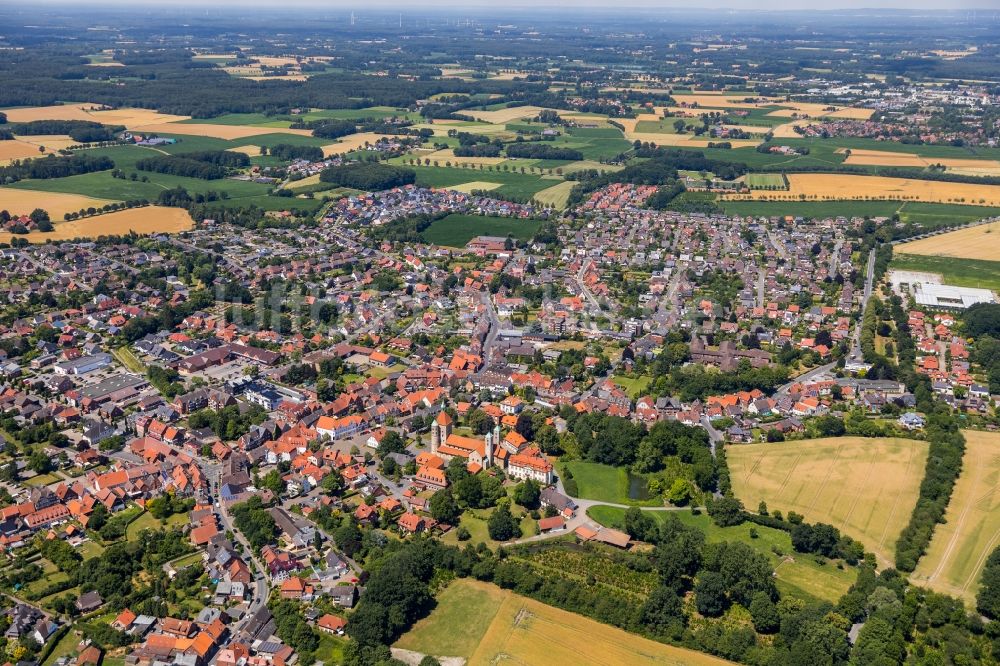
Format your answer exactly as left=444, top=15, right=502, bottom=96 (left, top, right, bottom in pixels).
left=487, top=501, right=521, bottom=541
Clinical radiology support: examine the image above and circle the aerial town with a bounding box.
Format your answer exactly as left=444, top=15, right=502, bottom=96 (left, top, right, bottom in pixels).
left=1, top=4, right=1000, bottom=666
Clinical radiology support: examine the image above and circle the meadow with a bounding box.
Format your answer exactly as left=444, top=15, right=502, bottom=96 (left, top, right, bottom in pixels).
left=560, top=460, right=661, bottom=507
left=910, top=431, right=1000, bottom=606
left=0, top=206, right=192, bottom=244
left=727, top=437, right=929, bottom=566
left=889, top=254, right=1000, bottom=292
left=395, top=579, right=737, bottom=666
left=420, top=213, right=543, bottom=247
left=587, top=505, right=857, bottom=604
left=895, top=221, right=1000, bottom=262
left=7, top=145, right=323, bottom=213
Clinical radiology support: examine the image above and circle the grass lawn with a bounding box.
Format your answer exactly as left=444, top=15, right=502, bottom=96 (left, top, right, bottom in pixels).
left=561, top=461, right=661, bottom=507
left=587, top=505, right=856, bottom=604
left=727, top=437, right=928, bottom=567
left=314, top=634, right=347, bottom=664
left=77, top=540, right=104, bottom=560
left=126, top=511, right=160, bottom=539
left=421, top=213, right=543, bottom=247
left=395, top=579, right=508, bottom=657
left=112, top=346, right=146, bottom=374
left=441, top=505, right=536, bottom=548
left=611, top=374, right=653, bottom=399
left=891, top=253, right=1000, bottom=292
left=42, top=629, right=79, bottom=666
left=23, top=473, right=60, bottom=487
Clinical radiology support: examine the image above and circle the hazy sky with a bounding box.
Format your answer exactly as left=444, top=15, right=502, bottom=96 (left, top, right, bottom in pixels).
left=41, top=0, right=1000, bottom=9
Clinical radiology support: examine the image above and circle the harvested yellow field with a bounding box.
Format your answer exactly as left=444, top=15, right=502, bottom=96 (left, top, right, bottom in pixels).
left=130, top=122, right=311, bottom=140
left=771, top=120, right=819, bottom=138
left=765, top=103, right=872, bottom=119
left=0, top=140, right=56, bottom=164
left=911, top=431, right=1000, bottom=605
left=726, top=173, right=1000, bottom=206
left=0, top=187, right=115, bottom=219
left=243, top=75, right=309, bottom=81
left=86, top=61, right=125, bottom=67
left=229, top=145, right=266, bottom=156
left=2, top=103, right=106, bottom=123
left=2, top=104, right=190, bottom=128
left=671, top=94, right=767, bottom=108
left=0, top=206, right=192, bottom=244
left=615, top=117, right=758, bottom=148
left=534, top=181, right=576, bottom=209
left=13, top=134, right=77, bottom=150
left=728, top=437, right=928, bottom=566
left=397, top=579, right=736, bottom=666
left=896, top=222, right=1000, bottom=262
left=841, top=148, right=1000, bottom=174
left=444, top=181, right=502, bottom=193
left=464, top=105, right=545, bottom=123
left=321, top=132, right=391, bottom=157
left=424, top=149, right=506, bottom=166
left=287, top=173, right=322, bottom=189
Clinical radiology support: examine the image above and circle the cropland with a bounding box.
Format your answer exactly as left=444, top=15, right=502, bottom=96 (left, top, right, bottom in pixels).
left=910, top=431, right=1000, bottom=606
left=727, top=437, right=929, bottom=566
left=0, top=206, right=193, bottom=244
left=895, top=221, right=1000, bottom=262
left=395, top=579, right=737, bottom=666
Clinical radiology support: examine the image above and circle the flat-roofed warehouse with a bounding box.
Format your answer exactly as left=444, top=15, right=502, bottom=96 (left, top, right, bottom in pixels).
left=912, top=282, right=996, bottom=310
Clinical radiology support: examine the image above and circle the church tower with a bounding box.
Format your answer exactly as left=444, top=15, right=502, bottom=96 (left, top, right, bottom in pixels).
left=432, top=409, right=453, bottom=454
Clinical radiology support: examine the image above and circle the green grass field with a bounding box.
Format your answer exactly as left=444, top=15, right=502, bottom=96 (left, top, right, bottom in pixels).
left=890, top=253, right=1000, bottom=292
left=409, top=165, right=555, bottom=200
left=586, top=506, right=856, bottom=604
left=611, top=374, right=653, bottom=398
left=745, top=173, right=787, bottom=189
left=561, top=461, right=661, bottom=507
left=395, top=579, right=509, bottom=657
left=420, top=213, right=543, bottom=247
left=9, top=145, right=323, bottom=213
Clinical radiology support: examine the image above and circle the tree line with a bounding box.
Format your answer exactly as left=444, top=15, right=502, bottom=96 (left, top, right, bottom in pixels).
left=136, top=150, right=249, bottom=179
left=0, top=153, right=113, bottom=184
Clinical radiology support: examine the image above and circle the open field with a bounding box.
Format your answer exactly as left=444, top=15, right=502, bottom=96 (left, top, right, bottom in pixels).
left=444, top=181, right=502, bottom=193
left=889, top=254, right=1000, bottom=292
left=744, top=173, right=787, bottom=189
left=0, top=139, right=59, bottom=163
left=2, top=104, right=190, bottom=128
left=464, top=106, right=544, bottom=123
left=396, top=579, right=736, bottom=666
left=423, top=148, right=507, bottom=166
left=321, top=132, right=394, bottom=156
left=0, top=206, right=192, bottom=244
left=561, top=461, right=661, bottom=507
left=841, top=148, right=1000, bottom=174
left=0, top=187, right=115, bottom=218
left=911, top=431, right=1000, bottom=605
left=727, top=437, right=929, bottom=565
left=533, top=180, right=576, bottom=209
left=421, top=213, right=542, bottom=247
left=726, top=173, right=1000, bottom=206
left=895, top=221, right=1000, bottom=261
left=128, top=122, right=312, bottom=140
left=588, top=506, right=856, bottom=603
